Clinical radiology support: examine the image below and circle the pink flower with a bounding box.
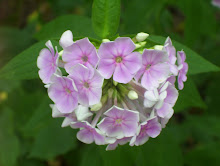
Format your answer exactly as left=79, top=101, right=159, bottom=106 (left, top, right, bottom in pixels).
left=50, top=104, right=78, bottom=127
left=130, top=118, right=161, bottom=146
left=144, top=82, right=178, bottom=118
left=62, top=37, right=99, bottom=74
left=177, top=51, right=188, bottom=90
left=98, top=37, right=142, bottom=83
left=97, top=106, right=139, bottom=139
left=37, top=40, right=59, bottom=84
left=212, top=0, right=220, bottom=8
left=106, top=137, right=131, bottom=151
left=163, top=37, right=178, bottom=76
left=71, top=121, right=106, bottom=145
left=135, top=49, right=170, bottom=90
left=48, top=75, right=78, bottom=113
left=68, top=64, right=104, bottom=106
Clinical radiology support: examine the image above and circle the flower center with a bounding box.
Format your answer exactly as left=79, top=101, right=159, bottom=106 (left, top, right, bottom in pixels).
left=82, top=56, right=88, bottom=62
left=65, top=88, right=71, bottom=94
left=146, top=64, right=151, bottom=70
left=115, top=118, right=122, bottom=124
left=115, top=56, right=123, bottom=63
left=84, top=82, right=90, bottom=88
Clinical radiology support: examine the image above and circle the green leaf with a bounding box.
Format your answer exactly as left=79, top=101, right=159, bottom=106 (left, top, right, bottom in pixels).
left=29, top=119, right=77, bottom=160
left=92, top=0, right=121, bottom=38
left=0, top=27, right=33, bottom=68
left=35, top=15, right=98, bottom=41
left=146, top=35, right=220, bottom=75
left=184, top=143, right=220, bottom=166
left=0, top=108, right=20, bottom=166
left=137, top=129, right=184, bottom=166
left=21, top=96, right=52, bottom=137
left=79, top=145, right=102, bottom=166
left=0, top=40, right=58, bottom=80
left=174, top=77, right=206, bottom=112
left=176, top=0, right=217, bottom=47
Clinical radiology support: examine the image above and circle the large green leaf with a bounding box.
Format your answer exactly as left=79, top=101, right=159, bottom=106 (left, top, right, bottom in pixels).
left=174, top=77, right=206, bottom=112
left=0, top=27, right=33, bottom=68
left=79, top=145, right=102, bottom=166
left=0, top=40, right=58, bottom=80
left=184, top=143, right=220, bottom=166
left=146, top=35, right=220, bottom=75
left=0, top=108, right=20, bottom=166
left=137, top=128, right=184, bottom=166
left=176, top=0, right=217, bottom=47
left=35, top=15, right=98, bottom=41
left=92, top=0, right=120, bottom=38
left=29, top=119, right=77, bottom=160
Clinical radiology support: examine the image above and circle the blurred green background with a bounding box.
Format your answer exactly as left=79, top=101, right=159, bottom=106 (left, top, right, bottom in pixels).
left=0, top=0, right=220, bottom=166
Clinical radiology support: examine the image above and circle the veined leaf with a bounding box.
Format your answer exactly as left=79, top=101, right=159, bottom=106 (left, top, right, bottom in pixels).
left=35, top=15, right=99, bottom=41
left=92, top=0, right=121, bottom=38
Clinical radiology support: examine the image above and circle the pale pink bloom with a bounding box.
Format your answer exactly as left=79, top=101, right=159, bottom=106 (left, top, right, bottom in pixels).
left=68, top=64, right=104, bottom=106
left=97, top=106, right=139, bottom=139
left=163, top=37, right=178, bottom=75
left=106, top=137, right=131, bottom=151
left=135, top=49, right=170, bottom=90
left=98, top=37, right=142, bottom=83
left=177, top=51, right=188, bottom=90
left=37, top=40, right=59, bottom=84
left=130, top=118, right=161, bottom=146
left=212, top=0, right=220, bottom=8
left=48, top=75, right=78, bottom=113
left=50, top=104, right=78, bottom=127
left=71, top=121, right=106, bottom=145
left=62, top=37, right=99, bottom=74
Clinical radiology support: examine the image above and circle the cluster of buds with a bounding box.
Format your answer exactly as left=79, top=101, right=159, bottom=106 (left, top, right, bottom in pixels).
left=37, top=31, right=188, bottom=150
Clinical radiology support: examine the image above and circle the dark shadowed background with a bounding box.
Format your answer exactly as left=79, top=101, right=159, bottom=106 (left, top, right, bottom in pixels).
left=0, top=0, right=220, bottom=166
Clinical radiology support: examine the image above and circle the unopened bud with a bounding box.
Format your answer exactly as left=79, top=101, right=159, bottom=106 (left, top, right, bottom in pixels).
left=113, top=80, right=118, bottom=86
left=91, top=102, right=103, bottom=111
left=58, top=50, right=63, bottom=56
left=102, top=39, right=110, bottom=43
left=136, top=32, right=149, bottom=42
left=135, top=43, right=142, bottom=49
left=128, top=90, right=138, bottom=100
left=154, top=45, right=163, bottom=50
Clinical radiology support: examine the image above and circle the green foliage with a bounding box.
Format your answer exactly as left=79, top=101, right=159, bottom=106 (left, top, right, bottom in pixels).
left=185, top=143, right=220, bottom=166
left=29, top=119, right=77, bottom=160
left=0, top=27, right=33, bottom=68
left=35, top=15, right=98, bottom=41
left=137, top=129, right=184, bottom=166
left=0, top=108, right=20, bottom=166
left=176, top=0, right=217, bottom=47
left=0, top=40, right=58, bottom=80
left=174, top=77, right=206, bottom=112
left=0, top=0, right=220, bottom=165
left=147, top=35, right=220, bottom=74
left=92, top=0, right=121, bottom=38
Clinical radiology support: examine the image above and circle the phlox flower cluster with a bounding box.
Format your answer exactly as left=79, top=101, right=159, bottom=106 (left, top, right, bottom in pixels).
left=37, top=30, right=188, bottom=150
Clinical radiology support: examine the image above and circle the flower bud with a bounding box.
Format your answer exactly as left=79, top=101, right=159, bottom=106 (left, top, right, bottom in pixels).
left=113, top=80, right=118, bottom=86
left=128, top=90, right=138, bottom=100
left=154, top=45, right=163, bottom=50
left=136, top=32, right=149, bottom=42
left=102, top=39, right=110, bottom=43
left=91, top=102, right=103, bottom=111
left=59, top=50, right=63, bottom=56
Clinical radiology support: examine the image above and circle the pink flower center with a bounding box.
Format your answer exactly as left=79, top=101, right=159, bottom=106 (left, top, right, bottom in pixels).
left=115, top=56, right=123, bottom=63
left=115, top=118, right=123, bottom=124
left=82, top=56, right=88, bottom=62
left=83, top=82, right=90, bottom=88
left=65, top=88, right=71, bottom=94
left=146, top=64, right=151, bottom=70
